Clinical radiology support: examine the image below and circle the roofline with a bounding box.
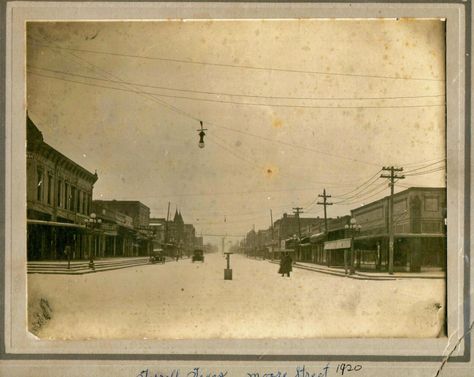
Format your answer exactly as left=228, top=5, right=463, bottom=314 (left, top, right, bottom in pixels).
left=27, top=116, right=98, bottom=183
left=351, top=186, right=446, bottom=212
left=92, top=200, right=150, bottom=210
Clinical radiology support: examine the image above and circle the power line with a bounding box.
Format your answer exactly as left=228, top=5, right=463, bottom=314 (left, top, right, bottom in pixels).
left=26, top=35, right=432, bottom=172
left=402, top=156, right=446, bottom=168
left=335, top=183, right=388, bottom=206
left=404, top=166, right=445, bottom=176
left=29, top=41, right=444, bottom=82
left=28, top=65, right=445, bottom=101
left=28, top=71, right=445, bottom=110
left=404, top=160, right=445, bottom=174
left=331, top=169, right=382, bottom=199
left=333, top=182, right=387, bottom=205
left=25, top=70, right=391, bottom=167
left=24, top=38, right=394, bottom=169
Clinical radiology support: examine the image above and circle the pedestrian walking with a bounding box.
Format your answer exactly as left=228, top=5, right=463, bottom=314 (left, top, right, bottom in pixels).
left=278, top=252, right=293, bottom=277
left=284, top=253, right=293, bottom=277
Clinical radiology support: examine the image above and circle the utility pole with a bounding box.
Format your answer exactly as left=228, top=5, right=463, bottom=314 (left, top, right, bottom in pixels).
left=164, top=201, right=170, bottom=252
left=292, top=207, right=303, bottom=238
left=317, top=188, right=333, bottom=234
left=270, top=209, right=274, bottom=260
left=293, top=207, right=303, bottom=261
left=380, top=166, right=405, bottom=274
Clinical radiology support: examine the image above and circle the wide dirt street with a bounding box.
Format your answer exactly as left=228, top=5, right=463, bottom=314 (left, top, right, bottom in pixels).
left=28, top=253, right=445, bottom=339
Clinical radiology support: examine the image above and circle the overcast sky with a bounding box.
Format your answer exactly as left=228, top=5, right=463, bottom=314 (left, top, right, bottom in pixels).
left=26, top=19, right=446, bottom=244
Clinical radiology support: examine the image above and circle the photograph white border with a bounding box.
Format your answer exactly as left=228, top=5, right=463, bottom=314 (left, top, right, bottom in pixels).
left=2, top=0, right=470, bottom=368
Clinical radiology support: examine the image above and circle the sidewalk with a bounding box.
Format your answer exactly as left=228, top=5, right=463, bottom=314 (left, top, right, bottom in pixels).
left=28, top=256, right=167, bottom=275
left=268, top=260, right=445, bottom=280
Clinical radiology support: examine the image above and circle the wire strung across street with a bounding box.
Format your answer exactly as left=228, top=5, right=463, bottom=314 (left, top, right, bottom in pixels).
left=27, top=66, right=446, bottom=102
left=27, top=36, right=443, bottom=170
left=28, top=41, right=444, bottom=82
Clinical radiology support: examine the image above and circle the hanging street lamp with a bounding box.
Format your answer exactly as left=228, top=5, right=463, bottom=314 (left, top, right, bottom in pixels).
left=197, top=121, right=208, bottom=149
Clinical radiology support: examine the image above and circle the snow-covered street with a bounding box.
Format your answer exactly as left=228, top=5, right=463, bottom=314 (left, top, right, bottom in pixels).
left=28, top=253, right=445, bottom=339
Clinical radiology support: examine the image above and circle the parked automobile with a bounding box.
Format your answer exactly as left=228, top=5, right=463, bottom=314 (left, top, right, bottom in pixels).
left=149, top=249, right=166, bottom=264
left=192, top=249, right=204, bottom=262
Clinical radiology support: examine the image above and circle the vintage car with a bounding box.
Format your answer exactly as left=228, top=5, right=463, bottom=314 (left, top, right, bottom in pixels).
left=149, top=249, right=166, bottom=264
left=192, top=249, right=204, bottom=262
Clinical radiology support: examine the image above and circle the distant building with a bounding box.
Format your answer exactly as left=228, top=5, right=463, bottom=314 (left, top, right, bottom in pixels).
left=91, top=201, right=136, bottom=257
left=274, top=213, right=324, bottom=243
left=93, top=200, right=150, bottom=228
left=92, top=200, right=153, bottom=256
left=149, top=217, right=167, bottom=250
left=26, top=115, right=98, bottom=260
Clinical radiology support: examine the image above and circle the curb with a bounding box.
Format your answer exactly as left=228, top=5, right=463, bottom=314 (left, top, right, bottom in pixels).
left=268, top=260, right=443, bottom=281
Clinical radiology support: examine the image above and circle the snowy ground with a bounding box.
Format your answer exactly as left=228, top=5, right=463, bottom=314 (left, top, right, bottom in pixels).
left=28, top=253, right=445, bottom=340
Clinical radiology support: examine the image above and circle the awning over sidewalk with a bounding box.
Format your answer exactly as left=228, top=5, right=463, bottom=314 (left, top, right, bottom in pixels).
left=310, top=232, right=325, bottom=243
left=27, top=219, right=86, bottom=229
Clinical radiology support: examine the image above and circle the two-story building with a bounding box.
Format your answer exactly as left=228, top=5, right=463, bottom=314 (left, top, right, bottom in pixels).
left=351, top=187, right=447, bottom=272
left=92, top=200, right=153, bottom=256
left=27, top=116, right=98, bottom=260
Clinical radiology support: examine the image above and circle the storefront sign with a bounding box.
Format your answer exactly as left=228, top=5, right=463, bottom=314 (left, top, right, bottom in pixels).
left=324, top=238, right=351, bottom=250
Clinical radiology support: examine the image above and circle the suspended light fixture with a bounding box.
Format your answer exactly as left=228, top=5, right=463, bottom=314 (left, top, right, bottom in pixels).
left=197, top=120, right=207, bottom=149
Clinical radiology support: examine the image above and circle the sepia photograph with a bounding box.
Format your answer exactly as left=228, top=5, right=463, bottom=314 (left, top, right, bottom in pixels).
left=25, top=18, right=447, bottom=341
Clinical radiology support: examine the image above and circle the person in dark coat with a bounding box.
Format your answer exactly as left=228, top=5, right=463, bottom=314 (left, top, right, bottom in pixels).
left=284, top=253, right=293, bottom=277
left=278, top=252, right=293, bottom=277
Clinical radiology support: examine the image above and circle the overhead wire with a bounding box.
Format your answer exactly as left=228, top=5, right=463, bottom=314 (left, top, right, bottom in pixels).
left=28, top=65, right=445, bottom=101
left=29, top=41, right=444, bottom=82
left=27, top=71, right=445, bottom=110
left=27, top=36, right=446, bottom=229
left=403, top=159, right=445, bottom=174
left=334, top=183, right=389, bottom=206
left=331, top=169, right=382, bottom=199
left=404, top=166, right=445, bottom=177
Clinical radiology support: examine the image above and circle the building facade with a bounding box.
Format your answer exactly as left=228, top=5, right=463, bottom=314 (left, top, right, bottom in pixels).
left=92, top=200, right=153, bottom=256
left=27, top=116, right=98, bottom=260
left=351, top=187, right=447, bottom=272
left=91, top=201, right=137, bottom=257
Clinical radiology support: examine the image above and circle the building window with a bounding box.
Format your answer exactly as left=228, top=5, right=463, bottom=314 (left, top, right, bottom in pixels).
left=65, top=183, right=69, bottom=210
left=71, top=187, right=76, bottom=212
left=57, top=180, right=62, bottom=208
left=424, top=196, right=439, bottom=212
left=76, top=189, right=81, bottom=213
left=36, top=167, right=43, bottom=202
left=82, top=191, right=86, bottom=215
left=78, top=191, right=82, bottom=214
left=47, top=173, right=53, bottom=205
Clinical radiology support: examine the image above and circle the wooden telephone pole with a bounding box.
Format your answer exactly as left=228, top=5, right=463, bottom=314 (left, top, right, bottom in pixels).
left=380, top=166, right=405, bottom=274
left=317, top=188, right=333, bottom=234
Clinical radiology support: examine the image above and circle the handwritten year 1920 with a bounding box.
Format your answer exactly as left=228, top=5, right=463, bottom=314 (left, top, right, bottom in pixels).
left=335, top=363, right=362, bottom=375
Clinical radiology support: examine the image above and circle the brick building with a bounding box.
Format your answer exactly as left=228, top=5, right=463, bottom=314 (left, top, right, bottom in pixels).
left=351, top=187, right=447, bottom=272
left=26, top=115, right=98, bottom=260
left=92, top=200, right=153, bottom=256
